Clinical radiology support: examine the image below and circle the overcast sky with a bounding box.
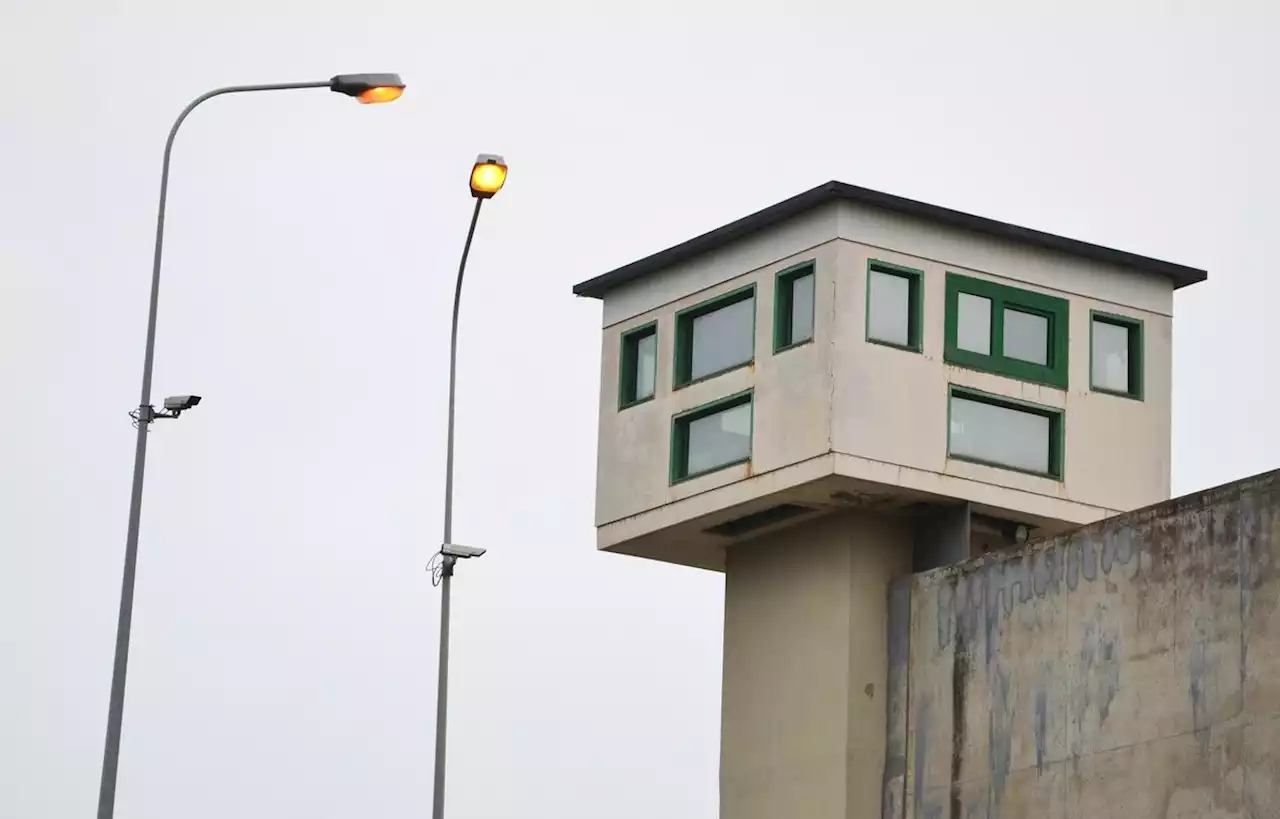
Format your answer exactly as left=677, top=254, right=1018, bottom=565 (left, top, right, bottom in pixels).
left=2, top=3, right=1277, bottom=818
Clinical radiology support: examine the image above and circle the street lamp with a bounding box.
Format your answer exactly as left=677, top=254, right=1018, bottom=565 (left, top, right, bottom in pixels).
left=430, top=153, right=507, bottom=819
left=468, top=154, right=508, bottom=198
left=330, top=72, right=407, bottom=104
left=96, top=73, right=404, bottom=819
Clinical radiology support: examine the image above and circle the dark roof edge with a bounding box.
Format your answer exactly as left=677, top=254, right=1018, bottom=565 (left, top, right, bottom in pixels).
left=571, top=180, right=1208, bottom=299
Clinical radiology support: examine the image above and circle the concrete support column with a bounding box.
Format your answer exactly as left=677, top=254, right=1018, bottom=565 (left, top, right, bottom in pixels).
left=720, top=510, right=912, bottom=819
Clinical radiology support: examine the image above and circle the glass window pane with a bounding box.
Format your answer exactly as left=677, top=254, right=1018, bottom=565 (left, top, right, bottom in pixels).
left=691, top=296, right=754, bottom=380
left=634, top=333, right=656, bottom=400
left=868, top=270, right=911, bottom=346
left=956, top=293, right=991, bottom=355
left=1003, top=308, right=1049, bottom=365
left=950, top=396, right=1051, bottom=474
left=1092, top=319, right=1130, bottom=393
left=789, top=273, right=815, bottom=344
left=687, top=401, right=752, bottom=475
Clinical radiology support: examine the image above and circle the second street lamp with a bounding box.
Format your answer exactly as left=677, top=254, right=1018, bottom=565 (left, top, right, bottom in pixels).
left=430, top=153, right=508, bottom=819
left=468, top=154, right=508, bottom=198
left=96, top=72, right=404, bottom=819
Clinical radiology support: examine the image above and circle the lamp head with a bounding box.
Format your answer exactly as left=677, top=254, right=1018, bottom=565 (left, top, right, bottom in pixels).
left=470, top=154, right=507, bottom=199
left=329, top=73, right=405, bottom=104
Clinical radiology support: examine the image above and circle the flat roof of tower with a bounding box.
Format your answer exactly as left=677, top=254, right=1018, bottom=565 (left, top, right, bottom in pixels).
left=571, top=180, right=1208, bottom=299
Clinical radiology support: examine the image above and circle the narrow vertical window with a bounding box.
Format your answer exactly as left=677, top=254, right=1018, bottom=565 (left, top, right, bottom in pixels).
left=774, top=261, right=816, bottom=351
left=619, top=322, right=658, bottom=408
left=1090, top=311, right=1144, bottom=400
left=866, top=261, right=923, bottom=352
left=955, top=293, right=993, bottom=355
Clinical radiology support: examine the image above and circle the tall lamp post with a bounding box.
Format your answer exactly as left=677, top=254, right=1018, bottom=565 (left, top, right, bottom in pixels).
left=430, top=154, right=508, bottom=819
left=97, top=73, right=405, bottom=819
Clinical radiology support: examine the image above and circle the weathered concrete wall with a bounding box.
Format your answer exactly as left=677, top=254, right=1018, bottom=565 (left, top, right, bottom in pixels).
left=594, top=240, right=839, bottom=529
left=829, top=238, right=1173, bottom=515
left=593, top=215, right=1172, bottom=568
left=888, top=469, right=1280, bottom=818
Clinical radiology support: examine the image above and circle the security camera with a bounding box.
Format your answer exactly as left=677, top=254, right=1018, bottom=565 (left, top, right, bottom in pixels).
left=441, top=543, right=486, bottom=559
left=163, top=395, right=202, bottom=412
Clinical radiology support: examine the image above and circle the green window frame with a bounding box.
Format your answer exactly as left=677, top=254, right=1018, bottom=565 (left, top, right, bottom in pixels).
left=618, top=321, right=658, bottom=409
left=669, top=389, right=754, bottom=484
left=674, top=284, right=756, bottom=388
left=947, top=386, right=1065, bottom=480
left=944, top=272, right=1069, bottom=389
left=773, top=260, right=816, bottom=352
left=1089, top=310, right=1144, bottom=401
left=865, top=259, right=924, bottom=353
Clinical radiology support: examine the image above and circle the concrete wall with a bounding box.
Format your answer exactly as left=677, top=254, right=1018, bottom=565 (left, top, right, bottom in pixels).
left=722, top=510, right=913, bottom=819
left=835, top=200, right=1174, bottom=317
left=591, top=203, right=1179, bottom=555
left=598, top=199, right=1175, bottom=329
left=830, top=239, right=1174, bottom=515
left=601, top=204, right=841, bottom=327
left=889, top=469, right=1280, bottom=818
left=594, top=241, right=839, bottom=527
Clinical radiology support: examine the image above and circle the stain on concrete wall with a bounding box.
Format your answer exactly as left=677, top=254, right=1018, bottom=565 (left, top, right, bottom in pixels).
left=888, top=469, right=1280, bottom=818
left=884, top=576, right=912, bottom=819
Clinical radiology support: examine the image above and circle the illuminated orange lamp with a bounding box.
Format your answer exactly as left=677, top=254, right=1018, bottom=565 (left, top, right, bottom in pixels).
left=358, top=85, right=404, bottom=104
left=329, top=73, right=405, bottom=104
left=469, top=154, right=507, bottom=199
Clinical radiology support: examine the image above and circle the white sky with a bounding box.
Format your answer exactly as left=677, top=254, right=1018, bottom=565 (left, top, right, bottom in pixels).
left=2, top=3, right=1277, bottom=818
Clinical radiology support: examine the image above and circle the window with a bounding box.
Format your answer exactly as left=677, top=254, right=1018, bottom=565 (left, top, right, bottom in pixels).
left=948, top=387, right=1064, bottom=479
left=1090, top=311, right=1144, bottom=400
left=674, top=285, right=756, bottom=387
left=955, top=292, right=992, bottom=355
left=618, top=322, right=658, bottom=408
left=944, top=273, right=1069, bottom=389
left=866, top=260, right=923, bottom=352
left=774, top=261, right=816, bottom=351
left=1003, top=308, right=1048, bottom=365
left=670, top=391, right=753, bottom=482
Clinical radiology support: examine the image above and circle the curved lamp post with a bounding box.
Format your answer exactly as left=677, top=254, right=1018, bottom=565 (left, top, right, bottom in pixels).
left=96, top=72, right=405, bottom=819
left=431, top=153, right=507, bottom=819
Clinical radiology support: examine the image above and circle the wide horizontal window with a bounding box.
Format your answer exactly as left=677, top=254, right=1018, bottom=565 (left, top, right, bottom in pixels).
left=670, top=391, right=753, bottom=482
left=948, top=387, right=1064, bottom=479
left=944, top=273, right=1069, bottom=388
left=1090, top=311, right=1144, bottom=400
left=618, top=322, right=657, bottom=409
left=774, top=261, right=816, bottom=351
left=866, top=260, right=923, bottom=352
left=675, top=285, right=755, bottom=387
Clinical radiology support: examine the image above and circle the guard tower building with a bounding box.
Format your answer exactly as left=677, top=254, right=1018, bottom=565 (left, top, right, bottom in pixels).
left=572, top=181, right=1207, bottom=819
